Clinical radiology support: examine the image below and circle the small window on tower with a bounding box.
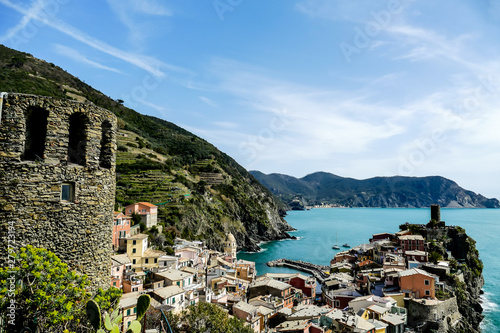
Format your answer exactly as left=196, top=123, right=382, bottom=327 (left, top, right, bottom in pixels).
left=61, top=182, right=75, bottom=202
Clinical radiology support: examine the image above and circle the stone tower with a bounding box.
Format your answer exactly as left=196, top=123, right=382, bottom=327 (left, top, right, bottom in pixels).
left=431, top=204, right=441, bottom=222
left=0, top=93, right=117, bottom=289
left=224, top=232, right=237, bottom=258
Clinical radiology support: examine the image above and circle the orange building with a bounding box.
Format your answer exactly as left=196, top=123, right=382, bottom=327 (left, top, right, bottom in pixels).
left=234, top=259, right=256, bottom=282
left=125, top=202, right=158, bottom=228
left=399, top=268, right=435, bottom=299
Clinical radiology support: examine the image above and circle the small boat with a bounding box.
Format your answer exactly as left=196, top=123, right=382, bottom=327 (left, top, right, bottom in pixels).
left=332, top=232, right=340, bottom=249
left=342, top=243, right=350, bottom=248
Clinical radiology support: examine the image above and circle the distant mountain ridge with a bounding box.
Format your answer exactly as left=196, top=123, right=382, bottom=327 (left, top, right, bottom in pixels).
left=250, top=171, right=500, bottom=209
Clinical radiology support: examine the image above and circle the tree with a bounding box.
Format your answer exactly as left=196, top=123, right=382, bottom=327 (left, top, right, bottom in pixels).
left=0, top=247, right=123, bottom=333
left=408, top=224, right=423, bottom=235
left=93, top=287, right=122, bottom=314
left=166, top=302, right=253, bottom=333
left=0, top=245, right=90, bottom=332
left=131, top=213, right=142, bottom=226
left=149, top=233, right=166, bottom=250
left=429, top=251, right=443, bottom=264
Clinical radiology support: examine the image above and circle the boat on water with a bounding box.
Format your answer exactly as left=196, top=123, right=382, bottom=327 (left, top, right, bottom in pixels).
left=332, top=232, right=340, bottom=249
left=342, top=243, right=350, bottom=248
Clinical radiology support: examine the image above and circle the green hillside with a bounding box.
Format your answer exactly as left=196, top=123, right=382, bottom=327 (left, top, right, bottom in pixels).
left=0, top=44, right=293, bottom=251
left=251, top=171, right=500, bottom=208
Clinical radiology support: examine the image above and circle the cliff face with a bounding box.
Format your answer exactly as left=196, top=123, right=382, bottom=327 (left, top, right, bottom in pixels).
left=402, top=221, right=484, bottom=332
left=423, top=225, right=484, bottom=332
left=445, top=228, right=484, bottom=332
left=161, top=167, right=293, bottom=252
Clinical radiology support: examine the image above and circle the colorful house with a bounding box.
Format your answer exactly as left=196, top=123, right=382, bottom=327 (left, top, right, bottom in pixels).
left=249, top=278, right=294, bottom=308
left=153, top=269, right=195, bottom=288
left=126, top=233, right=165, bottom=272
left=404, top=250, right=428, bottom=264
left=399, top=268, right=436, bottom=299
left=398, top=235, right=425, bottom=252
left=233, top=301, right=261, bottom=333
left=151, top=285, right=186, bottom=313
left=111, top=254, right=131, bottom=290
left=112, top=212, right=132, bottom=250
left=124, top=202, right=158, bottom=228
left=118, top=292, right=142, bottom=331
left=234, top=259, right=256, bottom=282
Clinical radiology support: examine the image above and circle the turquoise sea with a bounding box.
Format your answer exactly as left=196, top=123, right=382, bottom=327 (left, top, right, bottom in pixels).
left=237, top=208, right=500, bottom=331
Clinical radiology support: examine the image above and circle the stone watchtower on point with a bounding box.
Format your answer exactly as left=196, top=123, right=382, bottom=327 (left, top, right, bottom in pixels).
left=0, top=93, right=117, bottom=289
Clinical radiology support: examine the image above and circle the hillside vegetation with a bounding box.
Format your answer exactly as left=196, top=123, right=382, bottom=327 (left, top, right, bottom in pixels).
left=251, top=171, right=500, bottom=209
left=0, top=44, right=292, bottom=251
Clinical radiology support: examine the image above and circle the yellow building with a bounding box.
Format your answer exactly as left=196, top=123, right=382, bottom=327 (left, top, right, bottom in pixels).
left=126, top=233, right=165, bottom=272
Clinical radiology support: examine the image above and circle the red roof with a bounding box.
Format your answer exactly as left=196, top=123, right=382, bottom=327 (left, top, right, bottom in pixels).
left=358, top=260, right=376, bottom=267
left=137, top=202, right=157, bottom=207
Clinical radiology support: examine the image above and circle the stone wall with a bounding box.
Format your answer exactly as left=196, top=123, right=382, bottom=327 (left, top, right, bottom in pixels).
left=0, top=93, right=116, bottom=290
left=408, top=297, right=461, bottom=332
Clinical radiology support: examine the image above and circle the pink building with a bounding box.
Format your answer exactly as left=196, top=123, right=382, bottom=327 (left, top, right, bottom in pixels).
left=113, top=212, right=132, bottom=250
left=125, top=202, right=158, bottom=228
left=232, top=301, right=261, bottom=333
left=175, top=247, right=200, bottom=261
left=111, top=254, right=131, bottom=290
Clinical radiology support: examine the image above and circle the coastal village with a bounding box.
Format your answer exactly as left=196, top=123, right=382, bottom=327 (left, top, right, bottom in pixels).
left=0, top=94, right=483, bottom=332
left=112, top=203, right=468, bottom=333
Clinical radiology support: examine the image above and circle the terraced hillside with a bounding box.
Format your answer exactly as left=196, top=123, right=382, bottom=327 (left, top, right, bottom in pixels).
left=0, top=44, right=293, bottom=252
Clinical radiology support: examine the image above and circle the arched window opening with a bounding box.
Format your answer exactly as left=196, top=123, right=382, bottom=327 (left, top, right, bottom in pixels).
left=68, top=113, right=88, bottom=165
left=99, top=120, right=113, bottom=169
left=23, top=107, right=49, bottom=161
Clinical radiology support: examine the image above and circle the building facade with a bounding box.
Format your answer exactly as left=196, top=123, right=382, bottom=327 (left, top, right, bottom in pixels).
left=124, top=202, right=158, bottom=228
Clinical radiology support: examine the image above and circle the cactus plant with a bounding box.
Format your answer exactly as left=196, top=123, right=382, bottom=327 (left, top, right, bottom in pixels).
left=126, top=320, right=141, bottom=333
left=104, top=308, right=123, bottom=332
left=87, top=295, right=149, bottom=333
left=136, top=294, right=151, bottom=322
left=86, top=300, right=102, bottom=330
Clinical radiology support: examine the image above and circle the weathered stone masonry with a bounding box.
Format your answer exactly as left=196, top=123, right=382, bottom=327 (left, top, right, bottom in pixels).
left=0, top=93, right=116, bottom=290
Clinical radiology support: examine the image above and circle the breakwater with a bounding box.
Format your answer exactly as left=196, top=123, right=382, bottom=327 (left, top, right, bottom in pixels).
left=267, top=258, right=329, bottom=284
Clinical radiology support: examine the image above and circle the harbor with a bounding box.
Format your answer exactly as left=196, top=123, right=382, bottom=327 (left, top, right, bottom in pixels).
left=266, top=258, right=330, bottom=284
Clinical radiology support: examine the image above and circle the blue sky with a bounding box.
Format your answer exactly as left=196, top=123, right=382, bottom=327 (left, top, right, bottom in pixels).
left=1, top=0, right=500, bottom=199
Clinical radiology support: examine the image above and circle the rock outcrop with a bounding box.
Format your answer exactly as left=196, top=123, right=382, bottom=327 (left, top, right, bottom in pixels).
left=409, top=223, right=484, bottom=332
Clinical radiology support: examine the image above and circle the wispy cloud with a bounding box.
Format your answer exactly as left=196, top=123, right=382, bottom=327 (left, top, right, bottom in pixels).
left=199, top=96, right=217, bottom=107
left=0, top=0, right=188, bottom=78
left=387, top=24, right=482, bottom=71
left=197, top=56, right=500, bottom=198
left=53, top=44, right=121, bottom=73
left=106, top=0, right=172, bottom=48
left=203, top=58, right=406, bottom=166
left=0, top=0, right=45, bottom=42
